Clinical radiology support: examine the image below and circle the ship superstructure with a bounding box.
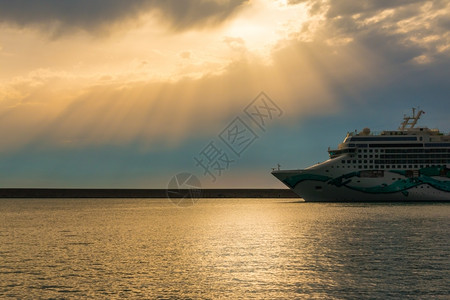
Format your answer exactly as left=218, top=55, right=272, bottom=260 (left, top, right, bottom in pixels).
left=272, top=109, right=450, bottom=201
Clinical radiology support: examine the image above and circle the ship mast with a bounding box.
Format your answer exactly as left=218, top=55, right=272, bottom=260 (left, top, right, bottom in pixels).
left=399, top=108, right=425, bottom=131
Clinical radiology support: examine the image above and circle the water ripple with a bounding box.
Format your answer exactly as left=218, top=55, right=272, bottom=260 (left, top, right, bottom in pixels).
left=0, top=199, right=449, bottom=299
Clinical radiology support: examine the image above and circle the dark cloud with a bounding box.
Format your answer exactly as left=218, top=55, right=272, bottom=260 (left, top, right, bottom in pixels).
left=325, top=0, right=424, bottom=18
left=153, top=0, right=248, bottom=30
left=278, top=0, right=450, bottom=122
left=323, top=16, right=426, bottom=65
left=435, top=14, right=450, bottom=31
left=302, top=0, right=450, bottom=66
left=0, top=0, right=248, bottom=35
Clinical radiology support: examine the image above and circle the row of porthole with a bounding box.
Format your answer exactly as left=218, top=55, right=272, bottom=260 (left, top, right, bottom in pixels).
left=332, top=165, right=434, bottom=169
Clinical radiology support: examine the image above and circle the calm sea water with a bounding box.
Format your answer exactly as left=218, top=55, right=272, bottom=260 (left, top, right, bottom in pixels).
left=0, top=198, right=449, bottom=299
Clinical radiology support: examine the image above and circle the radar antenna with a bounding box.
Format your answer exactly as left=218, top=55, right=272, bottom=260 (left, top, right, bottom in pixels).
left=399, top=107, right=424, bottom=131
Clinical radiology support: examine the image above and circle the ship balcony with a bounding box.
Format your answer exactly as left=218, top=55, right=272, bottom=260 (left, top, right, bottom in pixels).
left=328, top=147, right=356, bottom=159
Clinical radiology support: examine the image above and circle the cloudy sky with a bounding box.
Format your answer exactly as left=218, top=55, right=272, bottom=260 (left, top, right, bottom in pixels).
left=0, top=0, right=449, bottom=188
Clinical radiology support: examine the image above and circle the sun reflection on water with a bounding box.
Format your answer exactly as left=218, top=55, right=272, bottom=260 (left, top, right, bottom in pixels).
left=0, top=199, right=448, bottom=298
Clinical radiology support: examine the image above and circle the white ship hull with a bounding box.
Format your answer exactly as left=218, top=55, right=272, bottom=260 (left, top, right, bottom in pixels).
left=272, top=169, right=450, bottom=202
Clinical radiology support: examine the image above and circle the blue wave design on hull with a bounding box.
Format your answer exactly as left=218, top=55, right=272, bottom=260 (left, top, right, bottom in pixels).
left=283, top=167, right=450, bottom=196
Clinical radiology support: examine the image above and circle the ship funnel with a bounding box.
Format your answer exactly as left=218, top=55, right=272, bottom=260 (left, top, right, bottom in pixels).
left=361, top=128, right=371, bottom=135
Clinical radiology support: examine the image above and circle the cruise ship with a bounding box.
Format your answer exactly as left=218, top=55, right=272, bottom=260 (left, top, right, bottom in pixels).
left=272, top=109, right=450, bottom=201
